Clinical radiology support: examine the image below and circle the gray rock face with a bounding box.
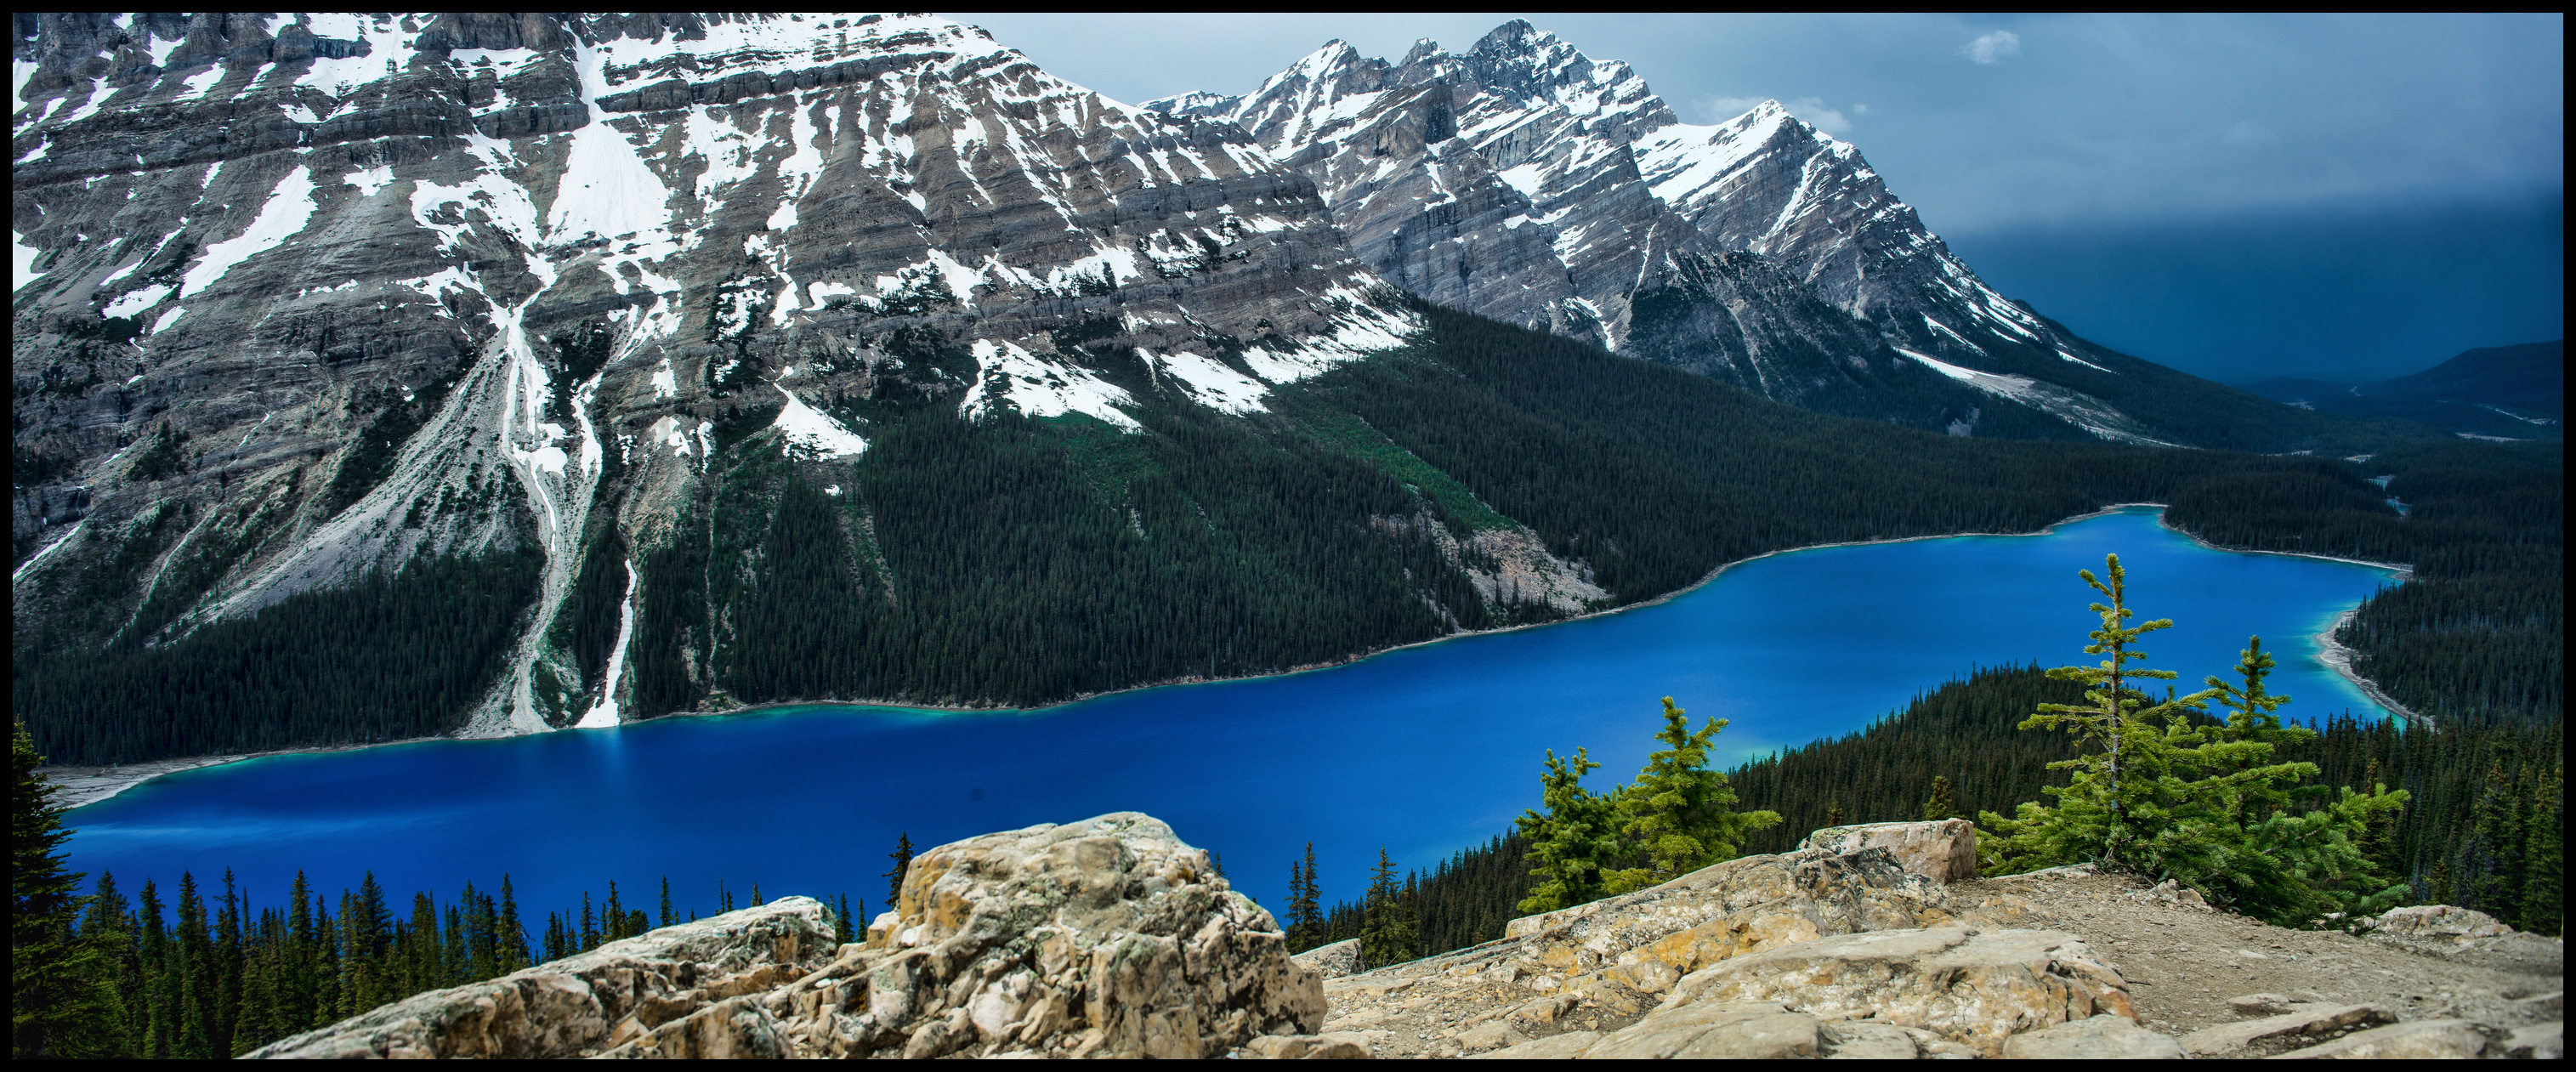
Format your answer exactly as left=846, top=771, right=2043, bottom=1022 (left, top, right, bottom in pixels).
left=1159, top=21, right=2176, bottom=444
left=1797, top=818, right=1979, bottom=886
left=1293, top=938, right=1363, bottom=980
left=14, top=14, right=1415, bottom=739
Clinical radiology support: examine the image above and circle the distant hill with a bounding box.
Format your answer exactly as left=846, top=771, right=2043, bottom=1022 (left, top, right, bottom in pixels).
left=2240, top=341, right=2563, bottom=440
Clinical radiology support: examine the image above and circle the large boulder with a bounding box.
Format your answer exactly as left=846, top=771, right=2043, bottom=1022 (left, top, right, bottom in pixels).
left=615, top=812, right=1320, bottom=1058
left=1502, top=845, right=1956, bottom=991
left=1660, top=926, right=2135, bottom=1057
left=243, top=898, right=837, bottom=1058
left=1293, top=939, right=1363, bottom=980
left=2364, top=905, right=2512, bottom=944
left=1797, top=819, right=1979, bottom=884
left=251, top=813, right=1319, bottom=1060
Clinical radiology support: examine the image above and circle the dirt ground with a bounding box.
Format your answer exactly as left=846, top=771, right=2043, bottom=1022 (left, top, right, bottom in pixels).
left=1954, top=870, right=2562, bottom=1039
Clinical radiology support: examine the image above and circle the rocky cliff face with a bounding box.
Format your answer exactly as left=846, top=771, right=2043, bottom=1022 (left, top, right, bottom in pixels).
left=1155, top=20, right=2221, bottom=445
left=13, top=13, right=1416, bottom=736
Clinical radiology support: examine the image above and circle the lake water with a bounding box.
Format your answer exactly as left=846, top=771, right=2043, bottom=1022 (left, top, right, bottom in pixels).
left=65, top=508, right=2401, bottom=919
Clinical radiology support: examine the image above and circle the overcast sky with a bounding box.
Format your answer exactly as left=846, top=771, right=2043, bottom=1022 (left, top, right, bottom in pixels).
left=952, top=13, right=2562, bottom=380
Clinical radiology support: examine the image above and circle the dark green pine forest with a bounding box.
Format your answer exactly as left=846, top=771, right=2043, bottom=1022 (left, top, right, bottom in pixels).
left=19, top=300, right=2556, bottom=766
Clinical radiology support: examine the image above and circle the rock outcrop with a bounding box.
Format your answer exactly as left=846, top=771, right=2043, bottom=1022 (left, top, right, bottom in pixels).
left=243, top=896, right=839, bottom=1058
left=249, top=813, right=1319, bottom=1060
left=245, top=814, right=2564, bottom=1060
left=1797, top=818, right=1977, bottom=885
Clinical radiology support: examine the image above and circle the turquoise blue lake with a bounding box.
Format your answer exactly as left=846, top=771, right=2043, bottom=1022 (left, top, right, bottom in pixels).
left=65, top=508, right=2401, bottom=919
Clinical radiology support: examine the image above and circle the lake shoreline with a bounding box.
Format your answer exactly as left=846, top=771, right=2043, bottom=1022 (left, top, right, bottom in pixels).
left=48, top=503, right=2418, bottom=808
left=43, top=736, right=451, bottom=810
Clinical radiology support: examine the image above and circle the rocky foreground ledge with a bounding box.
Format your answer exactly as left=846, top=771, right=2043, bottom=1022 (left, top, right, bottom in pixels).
left=247, top=816, right=2562, bottom=1059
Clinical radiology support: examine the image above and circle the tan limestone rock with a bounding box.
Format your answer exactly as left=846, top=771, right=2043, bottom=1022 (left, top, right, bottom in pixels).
left=2503, top=1021, right=2562, bottom=1060
left=2178, top=1003, right=2397, bottom=1055
left=1820, top=1019, right=1922, bottom=1059
left=1467, top=1029, right=1601, bottom=1059
left=2269, top=1018, right=2494, bottom=1059
left=2002, top=1013, right=2186, bottom=1059
left=1663, top=926, right=2134, bottom=1057
left=1243, top=1031, right=1377, bottom=1058
left=2227, top=992, right=2303, bottom=1017
left=1798, top=820, right=1979, bottom=885
left=1584, top=1001, right=1824, bottom=1059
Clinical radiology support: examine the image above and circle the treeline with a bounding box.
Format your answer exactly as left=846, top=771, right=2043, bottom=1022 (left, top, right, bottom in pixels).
left=33, top=865, right=863, bottom=1058
left=1284, top=834, right=1532, bottom=960
left=15, top=549, right=546, bottom=766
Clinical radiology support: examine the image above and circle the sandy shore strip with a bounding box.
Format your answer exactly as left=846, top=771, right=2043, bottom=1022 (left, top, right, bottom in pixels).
left=41, top=736, right=449, bottom=810
left=41, top=755, right=252, bottom=809
left=2314, top=605, right=2433, bottom=729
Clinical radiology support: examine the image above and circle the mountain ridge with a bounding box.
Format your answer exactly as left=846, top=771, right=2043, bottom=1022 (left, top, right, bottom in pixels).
left=1149, top=20, right=2429, bottom=452
left=2239, top=340, right=2562, bottom=440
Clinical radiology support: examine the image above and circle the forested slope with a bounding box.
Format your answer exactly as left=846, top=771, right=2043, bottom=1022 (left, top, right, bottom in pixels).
left=17, top=303, right=2543, bottom=764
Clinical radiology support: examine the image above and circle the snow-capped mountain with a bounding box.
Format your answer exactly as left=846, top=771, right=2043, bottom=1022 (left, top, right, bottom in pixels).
left=13, top=12, right=1412, bottom=732
left=1154, top=21, right=2195, bottom=443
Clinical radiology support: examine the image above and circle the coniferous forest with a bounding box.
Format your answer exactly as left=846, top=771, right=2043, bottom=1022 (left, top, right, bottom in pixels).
left=1285, top=665, right=2561, bottom=967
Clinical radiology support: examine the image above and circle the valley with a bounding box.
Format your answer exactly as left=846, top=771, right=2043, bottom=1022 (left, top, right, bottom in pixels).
left=8, top=12, right=2560, bottom=1061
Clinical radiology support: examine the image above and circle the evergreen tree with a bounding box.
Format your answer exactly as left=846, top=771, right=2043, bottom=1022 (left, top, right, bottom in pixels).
left=659, top=878, right=675, bottom=928
left=1358, top=848, right=1416, bottom=969
left=1285, top=845, right=1323, bottom=951
left=1513, top=748, right=1622, bottom=913
left=81, top=871, right=141, bottom=1058
left=2521, top=769, right=2562, bottom=935
left=884, top=833, right=915, bottom=915
left=1824, top=800, right=1844, bottom=826
left=11, top=719, right=121, bottom=1058
left=496, top=876, right=525, bottom=974
left=1982, top=559, right=2411, bottom=925
left=1603, top=698, right=1779, bottom=894
left=1985, top=554, right=2216, bottom=869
